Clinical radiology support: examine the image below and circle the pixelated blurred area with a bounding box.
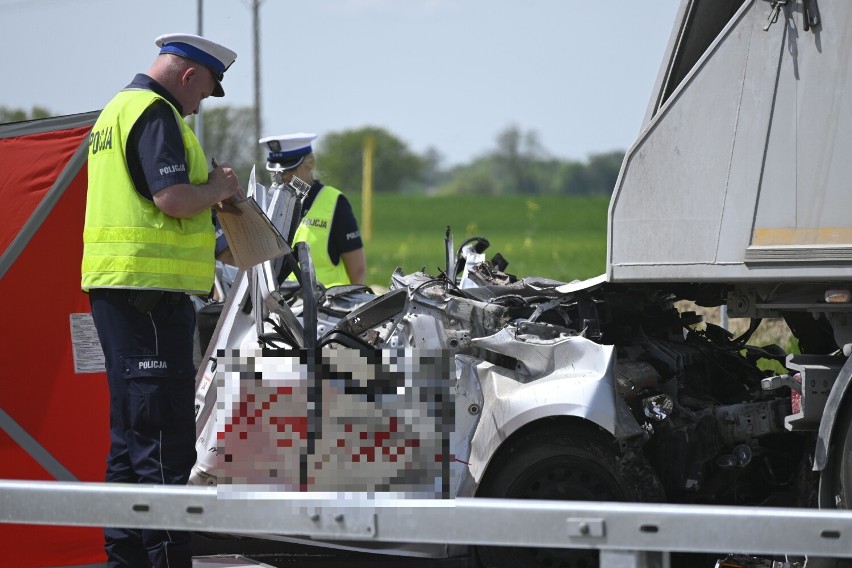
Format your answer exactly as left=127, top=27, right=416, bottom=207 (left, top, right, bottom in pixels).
left=209, top=348, right=454, bottom=496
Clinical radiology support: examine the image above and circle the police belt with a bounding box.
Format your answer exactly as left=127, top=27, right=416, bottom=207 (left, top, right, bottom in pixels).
left=96, top=289, right=186, bottom=314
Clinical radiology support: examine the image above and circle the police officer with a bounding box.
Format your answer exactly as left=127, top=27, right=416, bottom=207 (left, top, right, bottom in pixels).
left=81, top=33, right=241, bottom=568
left=260, top=133, right=366, bottom=286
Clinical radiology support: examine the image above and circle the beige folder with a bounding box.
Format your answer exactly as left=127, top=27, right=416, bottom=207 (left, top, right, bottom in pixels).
left=217, top=167, right=291, bottom=269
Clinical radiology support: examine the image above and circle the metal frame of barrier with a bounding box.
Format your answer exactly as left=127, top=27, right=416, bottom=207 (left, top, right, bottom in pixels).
left=3, top=480, right=852, bottom=567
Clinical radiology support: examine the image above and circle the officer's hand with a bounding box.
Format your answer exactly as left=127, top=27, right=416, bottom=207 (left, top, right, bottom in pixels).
left=216, top=187, right=246, bottom=215
left=209, top=160, right=244, bottom=214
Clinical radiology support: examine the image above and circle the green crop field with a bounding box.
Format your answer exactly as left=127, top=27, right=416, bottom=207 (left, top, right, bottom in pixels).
left=344, top=194, right=611, bottom=288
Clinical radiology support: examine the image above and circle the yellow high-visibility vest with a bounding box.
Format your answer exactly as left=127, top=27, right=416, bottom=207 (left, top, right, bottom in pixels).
left=291, top=186, right=349, bottom=287
left=81, top=89, right=215, bottom=293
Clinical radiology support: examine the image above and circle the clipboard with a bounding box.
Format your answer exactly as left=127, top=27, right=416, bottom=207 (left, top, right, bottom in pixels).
left=217, top=166, right=291, bottom=269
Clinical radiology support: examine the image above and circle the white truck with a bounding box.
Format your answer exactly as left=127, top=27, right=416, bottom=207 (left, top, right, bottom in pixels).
left=185, top=1, right=852, bottom=567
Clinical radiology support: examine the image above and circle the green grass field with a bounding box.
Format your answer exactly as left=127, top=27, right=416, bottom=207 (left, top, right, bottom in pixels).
left=345, top=193, right=610, bottom=288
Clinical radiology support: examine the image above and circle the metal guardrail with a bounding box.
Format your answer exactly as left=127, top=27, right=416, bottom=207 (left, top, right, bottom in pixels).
left=3, top=479, right=852, bottom=567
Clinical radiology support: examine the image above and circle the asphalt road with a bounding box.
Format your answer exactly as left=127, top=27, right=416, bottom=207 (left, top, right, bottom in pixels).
left=191, top=534, right=472, bottom=567
left=191, top=534, right=752, bottom=567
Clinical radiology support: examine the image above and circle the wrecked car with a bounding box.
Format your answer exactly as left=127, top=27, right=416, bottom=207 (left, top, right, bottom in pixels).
left=188, top=170, right=805, bottom=568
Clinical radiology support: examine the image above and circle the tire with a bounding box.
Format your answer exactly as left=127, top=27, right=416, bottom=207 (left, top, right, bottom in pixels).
left=834, top=405, right=852, bottom=509
left=475, top=422, right=664, bottom=568
left=818, top=406, right=852, bottom=568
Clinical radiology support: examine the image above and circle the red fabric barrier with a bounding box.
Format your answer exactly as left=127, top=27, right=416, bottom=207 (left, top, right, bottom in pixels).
left=0, top=117, right=108, bottom=567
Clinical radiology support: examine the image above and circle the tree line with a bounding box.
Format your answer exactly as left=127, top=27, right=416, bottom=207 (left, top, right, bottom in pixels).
left=2, top=105, right=624, bottom=196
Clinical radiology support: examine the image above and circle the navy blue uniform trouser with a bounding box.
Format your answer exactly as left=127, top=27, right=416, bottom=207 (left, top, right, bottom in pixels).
left=89, top=289, right=198, bottom=568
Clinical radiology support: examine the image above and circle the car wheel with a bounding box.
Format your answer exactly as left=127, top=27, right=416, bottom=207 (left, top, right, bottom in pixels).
left=475, top=422, right=663, bottom=568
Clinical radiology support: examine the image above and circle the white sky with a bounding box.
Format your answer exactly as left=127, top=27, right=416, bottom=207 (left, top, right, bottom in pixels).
left=1, top=0, right=682, bottom=166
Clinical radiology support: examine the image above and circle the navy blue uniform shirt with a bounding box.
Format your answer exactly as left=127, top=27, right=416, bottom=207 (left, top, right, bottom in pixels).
left=125, top=74, right=190, bottom=199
